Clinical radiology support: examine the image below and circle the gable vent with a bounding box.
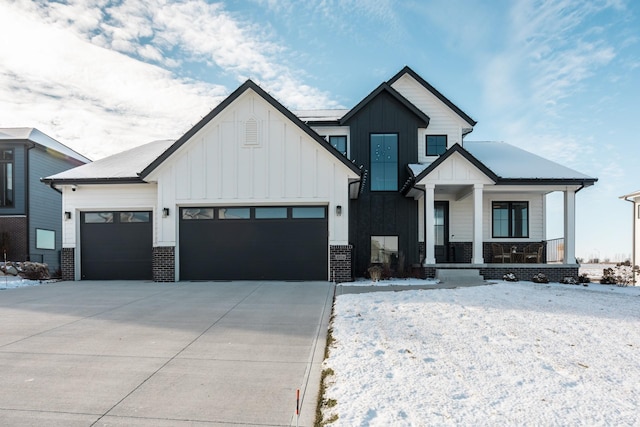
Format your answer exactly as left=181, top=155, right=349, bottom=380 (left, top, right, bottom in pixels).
left=245, top=118, right=258, bottom=145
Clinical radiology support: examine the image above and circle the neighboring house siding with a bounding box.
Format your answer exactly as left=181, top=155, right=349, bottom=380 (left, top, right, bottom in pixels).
left=345, top=90, right=423, bottom=276
left=150, top=90, right=353, bottom=247
left=28, top=147, right=83, bottom=272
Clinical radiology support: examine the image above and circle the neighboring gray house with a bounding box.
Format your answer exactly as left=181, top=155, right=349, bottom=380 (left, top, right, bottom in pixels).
left=0, top=128, right=90, bottom=275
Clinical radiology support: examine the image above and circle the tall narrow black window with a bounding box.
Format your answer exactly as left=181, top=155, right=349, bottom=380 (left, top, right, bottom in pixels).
left=0, top=149, right=13, bottom=207
left=426, top=135, right=447, bottom=156
left=370, top=133, right=398, bottom=191
left=492, top=201, right=529, bottom=238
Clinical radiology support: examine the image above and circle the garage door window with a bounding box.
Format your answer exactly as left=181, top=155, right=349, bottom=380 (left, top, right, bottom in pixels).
left=219, top=208, right=250, bottom=219
left=182, top=208, right=214, bottom=220
left=84, top=212, right=114, bottom=223
left=120, top=212, right=150, bottom=223
left=292, top=207, right=326, bottom=218
left=255, top=207, right=287, bottom=219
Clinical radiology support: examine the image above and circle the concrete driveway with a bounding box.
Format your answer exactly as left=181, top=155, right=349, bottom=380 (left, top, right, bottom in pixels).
left=0, top=280, right=334, bottom=426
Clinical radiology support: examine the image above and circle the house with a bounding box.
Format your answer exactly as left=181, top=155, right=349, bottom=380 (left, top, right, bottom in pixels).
left=620, top=190, right=640, bottom=284
left=0, top=128, right=91, bottom=274
left=42, top=67, right=597, bottom=282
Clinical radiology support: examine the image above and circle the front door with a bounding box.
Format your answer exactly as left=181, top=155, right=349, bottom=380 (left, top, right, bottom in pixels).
left=434, top=201, right=449, bottom=263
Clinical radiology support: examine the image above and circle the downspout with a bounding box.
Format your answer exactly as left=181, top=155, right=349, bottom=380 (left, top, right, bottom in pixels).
left=622, top=196, right=637, bottom=285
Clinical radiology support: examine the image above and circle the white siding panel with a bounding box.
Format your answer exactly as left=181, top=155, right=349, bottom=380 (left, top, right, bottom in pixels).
left=62, top=184, right=157, bottom=247
left=450, top=197, right=473, bottom=242
left=190, top=138, right=206, bottom=199
left=175, top=152, right=190, bottom=200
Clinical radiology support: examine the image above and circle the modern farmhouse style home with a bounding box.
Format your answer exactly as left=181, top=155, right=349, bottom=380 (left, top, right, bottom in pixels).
left=43, top=67, right=597, bottom=282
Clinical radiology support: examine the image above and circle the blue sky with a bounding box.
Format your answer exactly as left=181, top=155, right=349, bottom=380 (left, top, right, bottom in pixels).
left=1, top=0, right=638, bottom=261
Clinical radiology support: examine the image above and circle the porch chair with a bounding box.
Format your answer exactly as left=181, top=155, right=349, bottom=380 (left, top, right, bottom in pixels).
left=491, top=243, right=511, bottom=263
left=524, top=244, right=543, bottom=263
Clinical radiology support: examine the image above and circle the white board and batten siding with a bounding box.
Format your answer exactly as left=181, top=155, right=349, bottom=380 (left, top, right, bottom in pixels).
left=61, top=183, right=158, bottom=247
left=146, top=89, right=357, bottom=247
left=391, top=73, right=471, bottom=163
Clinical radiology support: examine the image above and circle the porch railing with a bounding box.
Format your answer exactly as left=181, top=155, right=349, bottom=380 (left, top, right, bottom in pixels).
left=545, top=238, right=564, bottom=263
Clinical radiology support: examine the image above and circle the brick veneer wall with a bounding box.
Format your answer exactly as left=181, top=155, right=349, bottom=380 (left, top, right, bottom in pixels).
left=420, top=265, right=579, bottom=283
left=61, top=247, right=75, bottom=281
left=330, top=245, right=353, bottom=283
left=484, top=241, right=547, bottom=263
left=153, top=246, right=175, bottom=282
left=0, top=216, right=27, bottom=261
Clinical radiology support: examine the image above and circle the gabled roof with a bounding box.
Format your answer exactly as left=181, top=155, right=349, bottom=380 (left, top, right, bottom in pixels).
left=140, top=80, right=363, bottom=179
left=619, top=190, right=640, bottom=200
left=388, top=66, right=477, bottom=128
left=0, top=127, right=91, bottom=164
left=42, top=140, right=174, bottom=185
left=339, top=82, right=430, bottom=126
left=410, top=143, right=498, bottom=185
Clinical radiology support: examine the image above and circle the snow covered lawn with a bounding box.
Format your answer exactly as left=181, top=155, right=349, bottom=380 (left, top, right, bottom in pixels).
left=322, top=281, right=640, bottom=426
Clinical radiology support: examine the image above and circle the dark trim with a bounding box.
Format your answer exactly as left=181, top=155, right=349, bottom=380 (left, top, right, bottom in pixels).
left=139, top=80, right=362, bottom=179
left=495, top=178, right=598, bottom=186
left=41, top=176, right=147, bottom=185
left=339, top=83, right=430, bottom=127
left=387, top=66, right=477, bottom=127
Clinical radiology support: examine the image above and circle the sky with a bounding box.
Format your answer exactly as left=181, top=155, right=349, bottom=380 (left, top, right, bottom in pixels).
left=1, top=0, right=638, bottom=261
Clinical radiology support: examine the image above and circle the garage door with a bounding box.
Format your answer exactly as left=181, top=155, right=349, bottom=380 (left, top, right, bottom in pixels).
left=80, top=211, right=153, bottom=280
left=179, top=206, right=328, bottom=281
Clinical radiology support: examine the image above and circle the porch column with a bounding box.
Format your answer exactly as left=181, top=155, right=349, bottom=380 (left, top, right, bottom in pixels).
left=472, top=184, right=484, bottom=264
left=424, top=184, right=436, bottom=265
left=563, top=188, right=576, bottom=264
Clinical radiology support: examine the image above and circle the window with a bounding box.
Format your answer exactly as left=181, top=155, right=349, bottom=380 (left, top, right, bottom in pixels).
left=219, top=208, right=250, bottom=219
left=371, top=236, right=398, bottom=264
left=329, top=136, right=347, bottom=156
left=291, top=207, right=326, bottom=218
left=120, top=212, right=150, bottom=223
left=182, top=208, right=214, bottom=220
left=255, top=207, right=287, bottom=219
left=84, top=212, right=114, bottom=223
left=36, top=229, right=55, bottom=250
left=0, top=148, right=13, bottom=207
left=492, top=202, right=529, bottom=238
left=426, top=135, right=447, bottom=156
left=370, top=133, right=398, bottom=191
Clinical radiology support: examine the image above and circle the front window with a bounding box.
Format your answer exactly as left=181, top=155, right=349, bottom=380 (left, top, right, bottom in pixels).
left=0, top=149, right=14, bottom=207
left=492, top=201, right=529, bottom=238
left=370, top=133, right=398, bottom=191
left=371, top=236, right=398, bottom=264
left=329, top=136, right=347, bottom=156
left=36, top=229, right=55, bottom=250
left=426, top=135, right=447, bottom=156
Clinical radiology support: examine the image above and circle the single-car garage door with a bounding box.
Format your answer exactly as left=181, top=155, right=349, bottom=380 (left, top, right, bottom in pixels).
left=80, top=211, right=153, bottom=280
left=179, top=206, right=328, bottom=281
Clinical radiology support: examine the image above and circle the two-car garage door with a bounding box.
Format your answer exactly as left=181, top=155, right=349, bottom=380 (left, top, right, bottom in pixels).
left=79, top=206, right=328, bottom=281
left=179, top=206, right=328, bottom=281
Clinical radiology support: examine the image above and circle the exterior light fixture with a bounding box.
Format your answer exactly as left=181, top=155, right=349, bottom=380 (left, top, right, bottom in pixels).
left=64, top=211, right=71, bottom=220
left=162, top=208, right=170, bottom=218
left=336, top=205, right=342, bottom=216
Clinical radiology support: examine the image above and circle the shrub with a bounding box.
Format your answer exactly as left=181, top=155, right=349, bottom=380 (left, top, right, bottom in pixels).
left=503, top=272, right=518, bottom=282
left=532, top=273, right=549, bottom=283
left=19, top=262, right=51, bottom=280
left=578, top=273, right=591, bottom=284
left=561, top=276, right=577, bottom=285
left=367, top=265, right=383, bottom=282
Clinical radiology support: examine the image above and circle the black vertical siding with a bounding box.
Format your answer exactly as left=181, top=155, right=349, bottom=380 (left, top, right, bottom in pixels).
left=345, top=91, right=421, bottom=276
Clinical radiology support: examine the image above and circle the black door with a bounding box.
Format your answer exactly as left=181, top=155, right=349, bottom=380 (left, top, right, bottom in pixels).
left=80, top=211, right=153, bottom=280
left=434, top=201, right=449, bottom=263
left=179, top=206, right=328, bottom=281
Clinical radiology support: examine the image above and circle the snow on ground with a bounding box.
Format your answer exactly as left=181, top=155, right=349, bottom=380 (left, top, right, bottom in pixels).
left=0, top=274, right=52, bottom=289
left=323, top=280, right=640, bottom=426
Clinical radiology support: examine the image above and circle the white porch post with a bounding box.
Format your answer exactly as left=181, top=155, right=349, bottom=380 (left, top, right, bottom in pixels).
left=472, top=184, right=484, bottom=264
left=563, top=188, right=576, bottom=264
left=424, top=184, right=436, bottom=265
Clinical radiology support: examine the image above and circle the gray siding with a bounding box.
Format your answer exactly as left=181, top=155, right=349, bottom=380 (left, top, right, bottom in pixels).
left=29, top=146, right=84, bottom=274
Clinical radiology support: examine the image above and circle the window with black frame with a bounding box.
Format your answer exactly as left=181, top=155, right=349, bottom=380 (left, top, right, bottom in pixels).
left=370, top=133, right=398, bottom=191
left=426, top=135, right=447, bottom=156
left=492, top=201, right=529, bottom=238
left=0, top=149, right=13, bottom=207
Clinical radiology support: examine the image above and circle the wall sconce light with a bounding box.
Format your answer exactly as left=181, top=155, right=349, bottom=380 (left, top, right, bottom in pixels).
left=336, top=205, right=342, bottom=216
left=162, top=208, right=170, bottom=218
left=64, top=211, right=71, bottom=220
